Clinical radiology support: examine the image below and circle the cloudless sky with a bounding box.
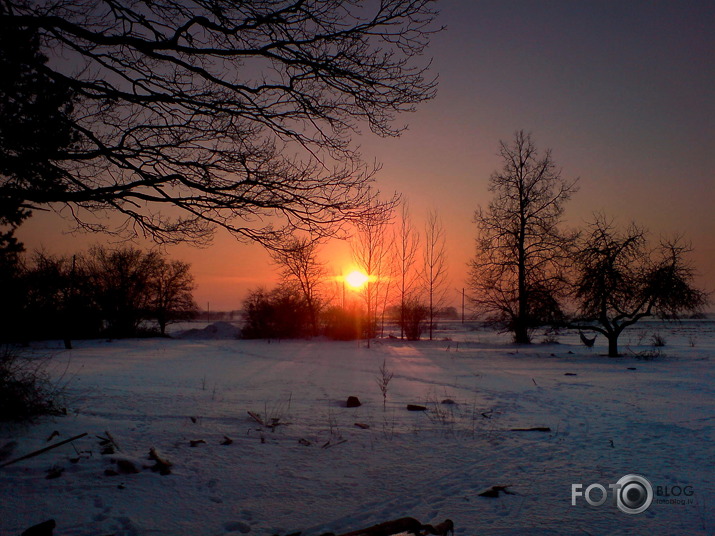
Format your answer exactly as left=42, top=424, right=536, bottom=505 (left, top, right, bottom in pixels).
left=18, top=0, right=715, bottom=311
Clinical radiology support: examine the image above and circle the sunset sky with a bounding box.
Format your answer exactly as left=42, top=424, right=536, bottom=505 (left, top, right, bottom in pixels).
left=17, top=1, right=714, bottom=312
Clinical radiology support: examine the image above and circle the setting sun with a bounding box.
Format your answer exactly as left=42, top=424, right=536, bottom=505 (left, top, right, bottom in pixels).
left=345, top=270, right=369, bottom=290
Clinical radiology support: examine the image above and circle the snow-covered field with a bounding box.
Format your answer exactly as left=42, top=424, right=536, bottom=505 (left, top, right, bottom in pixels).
left=1, top=320, right=714, bottom=535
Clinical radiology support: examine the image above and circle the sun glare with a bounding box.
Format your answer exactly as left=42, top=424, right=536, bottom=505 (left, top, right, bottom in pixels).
left=345, top=270, right=369, bottom=290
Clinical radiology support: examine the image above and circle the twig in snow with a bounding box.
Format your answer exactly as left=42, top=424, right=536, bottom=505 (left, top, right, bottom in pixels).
left=0, top=432, right=88, bottom=468
left=322, top=439, right=348, bottom=450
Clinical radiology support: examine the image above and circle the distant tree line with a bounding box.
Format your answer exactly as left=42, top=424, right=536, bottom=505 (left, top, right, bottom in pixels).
left=240, top=281, right=458, bottom=342
left=0, top=245, right=197, bottom=344
left=241, top=204, right=452, bottom=342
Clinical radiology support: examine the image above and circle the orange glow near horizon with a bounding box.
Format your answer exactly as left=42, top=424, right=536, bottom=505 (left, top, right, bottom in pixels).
left=345, top=270, right=369, bottom=290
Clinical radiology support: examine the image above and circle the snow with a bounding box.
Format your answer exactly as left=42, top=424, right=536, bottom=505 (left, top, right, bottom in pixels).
left=175, top=321, right=241, bottom=340
left=1, top=320, right=714, bottom=535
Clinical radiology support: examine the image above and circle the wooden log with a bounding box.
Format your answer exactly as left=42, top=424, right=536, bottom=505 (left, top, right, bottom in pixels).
left=0, top=433, right=88, bottom=468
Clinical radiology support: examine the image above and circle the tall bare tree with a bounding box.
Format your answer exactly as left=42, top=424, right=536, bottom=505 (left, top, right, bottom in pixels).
left=569, top=215, right=708, bottom=357
left=469, top=131, right=578, bottom=344
left=1, top=0, right=438, bottom=247
left=352, top=204, right=393, bottom=346
left=270, top=236, right=326, bottom=336
left=422, top=209, right=448, bottom=340
left=393, top=200, right=420, bottom=339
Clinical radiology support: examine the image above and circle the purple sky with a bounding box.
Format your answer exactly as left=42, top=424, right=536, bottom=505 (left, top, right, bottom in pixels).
left=19, top=1, right=714, bottom=311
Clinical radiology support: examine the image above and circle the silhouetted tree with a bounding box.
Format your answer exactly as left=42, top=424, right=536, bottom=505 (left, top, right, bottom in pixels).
left=352, top=202, right=393, bottom=345
left=422, top=209, right=448, bottom=340
left=151, top=257, right=198, bottom=336
left=0, top=232, right=24, bottom=343
left=86, top=246, right=162, bottom=337
left=393, top=201, right=420, bottom=339
left=0, top=22, right=78, bottom=255
left=2, top=0, right=438, bottom=246
left=469, top=131, right=578, bottom=343
left=569, top=216, right=708, bottom=357
left=270, top=237, right=325, bottom=337
left=241, top=284, right=310, bottom=339
left=22, top=251, right=99, bottom=344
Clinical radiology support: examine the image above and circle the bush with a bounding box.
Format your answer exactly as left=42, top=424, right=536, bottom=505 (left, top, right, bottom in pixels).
left=241, top=285, right=311, bottom=339
left=651, top=332, right=667, bottom=347
left=321, top=305, right=363, bottom=340
left=400, top=299, right=429, bottom=340
left=0, top=346, right=65, bottom=421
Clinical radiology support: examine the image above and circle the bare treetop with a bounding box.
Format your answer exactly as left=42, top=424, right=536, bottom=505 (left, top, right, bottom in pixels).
left=1, top=0, right=439, bottom=245
left=470, top=131, right=578, bottom=343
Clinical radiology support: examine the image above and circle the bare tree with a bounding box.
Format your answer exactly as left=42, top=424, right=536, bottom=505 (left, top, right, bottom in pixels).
left=352, top=203, right=393, bottom=346
left=393, top=200, right=420, bottom=339
left=569, top=215, right=708, bottom=357
left=270, top=236, right=325, bottom=336
left=1, top=0, right=439, bottom=246
left=422, top=209, right=448, bottom=340
left=469, top=131, right=578, bottom=344
left=151, top=257, right=198, bottom=336
left=85, top=246, right=162, bottom=337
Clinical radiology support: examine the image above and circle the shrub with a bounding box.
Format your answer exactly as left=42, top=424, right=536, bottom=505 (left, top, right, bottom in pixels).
left=651, top=332, right=667, bottom=347
left=241, top=285, right=311, bottom=339
left=400, top=299, right=429, bottom=340
left=321, top=305, right=363, bottom=341
left=0, top=346, right=65, bottom=421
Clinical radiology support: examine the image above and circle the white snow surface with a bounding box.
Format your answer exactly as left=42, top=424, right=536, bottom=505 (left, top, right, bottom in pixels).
left=1, top=320, right=714, bottom=535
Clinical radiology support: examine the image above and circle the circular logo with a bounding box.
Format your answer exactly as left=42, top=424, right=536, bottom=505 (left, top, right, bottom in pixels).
left=616, top=474, right=653, bottom=514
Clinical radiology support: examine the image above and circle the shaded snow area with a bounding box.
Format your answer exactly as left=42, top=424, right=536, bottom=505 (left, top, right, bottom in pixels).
left=175, top=322, right=241, bottom=340
left=1, top=321, right=714, bottom=535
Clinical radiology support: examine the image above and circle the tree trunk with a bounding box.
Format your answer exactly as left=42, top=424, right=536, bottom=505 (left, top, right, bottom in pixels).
left=607, top=334, right=620, bottom=357
left=514, top=322, right=530, bottom=344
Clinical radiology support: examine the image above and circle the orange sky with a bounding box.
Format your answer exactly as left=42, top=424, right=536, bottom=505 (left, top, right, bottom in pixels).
left=16, top=1, right=715, bottom=312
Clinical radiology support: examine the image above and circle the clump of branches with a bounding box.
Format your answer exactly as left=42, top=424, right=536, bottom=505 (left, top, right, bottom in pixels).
left=0, top=346, right=66, bottom=421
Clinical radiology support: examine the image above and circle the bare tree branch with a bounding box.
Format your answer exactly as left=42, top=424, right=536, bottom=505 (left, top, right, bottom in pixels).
left=1, top=0, right=439, bottom=246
